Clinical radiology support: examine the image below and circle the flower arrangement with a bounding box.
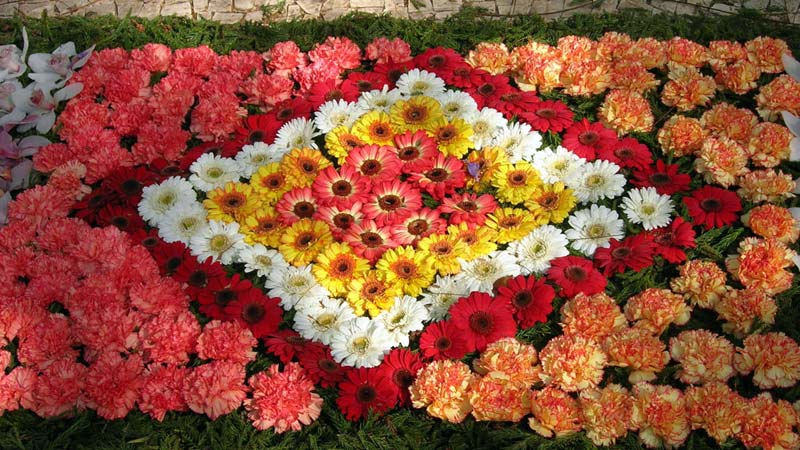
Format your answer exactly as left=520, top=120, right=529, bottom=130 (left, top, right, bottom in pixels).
left=1, top=29, right=799, bottom=449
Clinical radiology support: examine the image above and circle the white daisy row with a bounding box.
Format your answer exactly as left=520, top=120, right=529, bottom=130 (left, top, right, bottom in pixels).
left=136, top=70, right=677, bottom=367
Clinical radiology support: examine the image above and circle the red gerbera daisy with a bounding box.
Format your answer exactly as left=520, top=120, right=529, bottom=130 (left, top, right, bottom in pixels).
left=224, top=294, right=283, bottom=339
left=263, top=330, right=309, bottom=364
left=195, top=274, right=258, bottom=320
left=546, top=255, right=607, bottom=299
left=305, top=78, right=358, bottom=108
left=340, top=72, right=390, bottom=99
left=631, top=160, right=691, bottom=195
left=129, top=228, right=163, bottom=252
left=593, top=233, right=657, bottom=277
left=181, top=142, right=223, bottom=167
left=645, top=216, right=697, bottom=263
left=96, top=205, right=145, bottom=233
left=148, top=157, right=186, bottom=181
left=70, top=186, right=115, bottom=225
left=406, top=153, right=466, bottom=200
left=683, top=186, right=743, bottom=230
left=344, top=144, right=403, bottom=182
left=344, top=219, right=398, bottom=264
left=439, top=192, right=498, bottom=226
left=449, top=292, right=517, bottom=353
left=488, top=89, right=541, bottom=120
left=414, top=47, right=466, bottom=79
left=418, top=320, right=469, bottom=361
left=266, top=98, right=313, bottom=126
left=231, top=113, right=283, bottom=148
left=377, top=348, right=424, bottom=407
left=312, top=165, right=372, bottom=209
left=392, top=130, right=439, bottom=174
left=172, top=256, right=228, bottom=299
left=100, top=165, right=156, bottom=207
left=336, top=367, right=397, bottom=421
left=150, top=240, right=191, bottom=277
left=466, top=71, right=515, bottom=109
left=362, top=180, right=422, bottom=226
left=275, top=187, right=319, bottom=225
left=596, top=136, right=653, bottom=171
left=297, top=341, right=346, bottom=388
left=372, top=61, right=417, bottom=87
left=520, top=100, right=574, bottom=133
left=494, top=274, right=555, bottom=328
left=561, top=118, right=617, bottom=161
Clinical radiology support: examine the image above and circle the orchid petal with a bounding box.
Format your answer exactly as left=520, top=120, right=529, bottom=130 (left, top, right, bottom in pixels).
left=34, top=112, right=55, bottom=134
left=789, top=207, right=800, bottom=221
left=54, top=83, right=83, bottom=102
left=9, top=159, right=32, bottom=190
left=782, top=53, right=800, bottom=82
left=71, top=45, right=95, bottom=70
left=791, top=138, right=800, bottom=162
left=781, top=111, right=800, bottom=136
left=27, top=53, right=53, bottom=74
left=0, top=191, right=10, bottom=226
left=17, top=135, right=49, bottom=157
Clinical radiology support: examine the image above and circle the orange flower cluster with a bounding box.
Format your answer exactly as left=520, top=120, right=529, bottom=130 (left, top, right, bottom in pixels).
left=737, top=168, right=797, bottom=204
left=735, top=332, right=800, bottom=389
left=579, top=384, right=635, bottom=446
left=714, top=288, right=777, bottom=338
left=409, top=359, right=476, bottom=423
left=670, top=260, right=729, bottom=308
left=669, top=329, right=735, bottom=385
left=725, top=237, right=797, bottom=295
left=603, top=328, right=670, bottom=383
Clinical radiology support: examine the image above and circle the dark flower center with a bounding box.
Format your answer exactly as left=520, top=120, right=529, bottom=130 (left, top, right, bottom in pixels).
left=700, top=198, right=722, bottom=212
left=297, top=232, right=315, bottom=247
left=188, top=271, right=209, bottom=288
left=215, top=288, right=236, bottom=307
left=332, top=180, right=353, bottom=196
left=435, top=336, right=452, bottom=351
left=277, top=107, right=294, bottom=121
left=426, top=168, right=448, bottom=182
left=564, top=266, right=587, bottom=282
left=469, top=311, right=494, bottom=335
left=653, top=231, right=674, bottom=246
left=248, top=130, right=265, bottom=144
left=111, top=216, right=130, bottom=229
left=614, top=147, right=634, bottom=159
left=121, top=179, right=142, bottom=195
left=243, top=303, right=265, bottom=324
left=301, top=162, right=315, bottom=173
left=428, top=55, right=446, bottom=68
left=398, top=147, right=420, bottom=161
left=88, top=193, right=108, bottom=209
left=535, top=108, right=556, bottom=119
left=356, top=385, right=377, bottom=404
left=265, top=175, right=284, bottom=189
left=141, top=237, right=159, bottom=248
left=325, top=89, right=344, bottom=101
left=649, top=173, right=670, bottom=186
left=477, top=83, right=495, bottom=96
left=577, top=131, right=599, bottom=146
left=611, top=247, right=632, bottom=260
left=361, top=160, right=381, bottom=175
left=286, top=335, right=305, bottom=345
left=166, top=256, right=183, bottom=273
left=394, top=369, right=414, bottom=388
left=356, top=80, right=374, bottom=92
left=388, top=69, right=404, bottom=83
left=458, top=200, right=477, bottom=212
left=361, top=232, right=383, bottom=248
left=513, top=290, right=533, bottom=308
left=333, top=213, right=354, bottom=229
left=407, top=219, right=429, bottom=235
left=293, top=201, right=315, bottom=218
left=318, top=359, right=338, bottom=373
left=378, top=195, right=402, bottom=211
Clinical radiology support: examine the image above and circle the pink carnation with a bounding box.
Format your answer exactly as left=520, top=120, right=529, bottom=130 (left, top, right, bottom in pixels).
left=190, top=92, right=247, bottom=142
left=131, top=43, right=172, bottom=72
left=265, top=41, right=307, bottom=77
left=308, top=36, right=361, bottom=71
left=171, top=45, right=218, bottom=77
left=16, top=313, right=78, bottom=370
left=241, top=73, right=295, bottom=108
left=30, top=359, right=86, bottom=418
left=83, top=352, right=143, bottom=420
left=196, top=320, right=257, bottom=365
left=244, top=362, right=323, bottom=433
left=294, top=59, right=342, bottom=93
left=183, top=360, right=248, bottom=420
left=0, top=367, right=37, bottom=414
left=139, top=310, right=201, bottom=365
left=365, top=37, right=412, bottom=64
left=129, top=277, right=190, bottom=316
left=138, top=364, right=189, bottom=421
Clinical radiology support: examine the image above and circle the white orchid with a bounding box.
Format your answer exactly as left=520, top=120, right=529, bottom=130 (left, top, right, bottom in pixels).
left=0, top=28, right=28, bottom=82
left=28, top=41, right=94, bottom=87
left=0, top=129, right=50, bottom=225
left=13, top=81, right=83, bottom=134
left=781, top=54, right=800, bottom=162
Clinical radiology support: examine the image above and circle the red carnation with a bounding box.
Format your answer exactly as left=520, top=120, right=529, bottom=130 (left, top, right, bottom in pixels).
left=683, top=186, right=742, bottom=230
left=449, top=292, right=516, bottom=353
left=646, top=217, right=696, bottom=263
left=418, top=320, right=469, bottom=361
left=494, top=274, right=555, bottom=328
left=521, top=100, right=574, bottom=133
left=377, top=348, right=424, bottom=407
left=336, top=367, right=397, bottom=421
left=631, top=160, right=691, bottom=195
left=561, top=119, right=617, bottom=160
left=596, top=136, right=653, bottom=171
left=593, top=233, right=657, bottom=277
left=547, top=255, right=607, bottom=298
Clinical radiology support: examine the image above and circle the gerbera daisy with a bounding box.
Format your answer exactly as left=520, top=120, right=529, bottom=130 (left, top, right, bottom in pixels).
left=523, top=100, right=574, bottom=133
left=263, top=330, right=307, bottom=364
left=231, top=113, right=283, bottom=149
left=277, top=218, right=333, bottom=267
left=188, top=153, right=242, bottom=193
left=435, top=90, right=479, bottom=121
left=172, top=255, right=228, bottom=299
left=138, top=176, right=197, bottom=226
left=492, top=161, right=542, bottom=205
left=645, top=216, right=696, bottom=264
left=490, top=121, right=542, bottom=163
left=683, top=186, right=742, bottom=230
left=311, top=165, right=371, bottom=209
left=314, top=203, right=365, bottom=239
left=297, top=341, right=346, bottom=388
left=524, top=182, right=576, bottom=225
left=344, top=144, right=403, bottom=182
left=454, top=250, right=522, bottom=294
left=494, top=274, right=555, bottom=328
left=196, top=273, right=259, bottom=320
left=415, top=47, right=467, bottom=77
left=293, top=297, right=356, bottom=346
left=593, top=233, right=658, bottom=276
left=621, top=186, right=674, bottom=230
left=363, top=180, right=422, bottom=226
left=336, top=367, right=396, bottom=420
left=561, top=119, right=617, bottom=160
left=566, top=204, right=625, bottom=256
left=240, top=208, right=285, bottom=248
left=430, top=117, right=474, bottom=158
left=158, top=202, right=208, bottom=245
left=238, top=244, right=290, bottom=278
left=151, top=240, right=192, bottom=277
left=280, top=147, right=332, bottom=188
left=486, top=207, right=540, bottom=244
left=101, top=165, right=156, bottom=207
left=204, top=182, right=259, bottom=223
left=631, top=160, right=692, bottom=196
left=390, top=208, right=446, bottom=245
left=546, top=255, right=608, bottom=298
left=417, top=233, right=467, bottom=276
left=396, top=69, right=446, bottom=97
left=389, top=95, right=444, bottom=132
left=273, top=117, right=320, bottom=153
left=378, top=348, right=424, bottom=407
left=449, top=291, right=516, bottom=353
left=346, top=270, right=402, bottom=317
left=264, top=264, right=330, bottom=310
left=596, top=136, right=652, bottom=171
left=392, top=129, right=440, bottom=174
left=249, top=162, right=292, bottom=204
left=324, top=127, right=368, bottom=164
left=354, top=85, right=402, bottom=113
left=341, top=72, right=390, bottom=99
left=568, top=159, right=626, bottom=204
left=418, top=320, right=469, bottom=360
left=508, top=225, right=570, bottom=275
left=375, top=246, right=437, bottom=297
left=224, top=294, right=283, bottom=339
left=419, top=274, right=472, bottom=321
left=189, top=220, right=246, bottom=265
left=235, top=142, right=278, bottom=178
left=446, top=222, right=498, bottom=261
left=440, top=193, right=497, bottom=227
left=466, top=72, right=515, bottom=109
left=344, top=219, right=398, bottom=264
left=312, top=242, right=370, bottom=297
left=314, top=99, right=362, bottom=134
left=377, top=295, right=429, bottom=347
left=406, top=154, right=466, bottom=200
left=531, top=146, right=586, bottom=185
left=351, top=111, right=396, bottom=146
left=275, top=187, right=319, bottom=225
left=330, top=317, right=394, bottom=368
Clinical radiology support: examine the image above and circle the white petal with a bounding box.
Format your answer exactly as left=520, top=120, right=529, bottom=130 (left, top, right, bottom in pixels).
left=782, top=111, right=800, bottom=136
left=35, top=112, right=55, bottom=134
left=782, top=53, right=800, bottom=82
left=790, top=138, right=800, bottom=162
left=9, top=159, right=32, bottom=190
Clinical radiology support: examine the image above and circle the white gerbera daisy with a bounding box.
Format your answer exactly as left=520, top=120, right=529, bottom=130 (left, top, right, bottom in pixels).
left=467, top=107, right=507, bottom=149
left=189, top=220, right=246, bottom=265
left=273, top=117, right=320, bottom=153
left=568, top=159, right=626, bottom=203
left=621, top=187, right=674, bottom=230
left=508, top=225, right=570, bottom=275
left=293, top=297, right=356, bottom=346
left=329, top=317, right=393, bottom=368
left=237, top=244, right=290, bottom=278
left=158, top=201, right=208, bottom=244
left=531, top=146, right=587, bottom=184
left=396, top=69, right=446, bottom=97
left=376, top=295, right=429, bottom=347
left=138, top=176, right=197, bottom=226
left=355, top=85, right=402, bottom=113
left=435, top=90, right=479, bottom=121
left=565, top=205, right=625, bottom=256
left=188, top=153, right=241, bottom=193
left=264, top=264, right=329, bottom=310
left=420, top=274, right=472, bottom=321
left=454, top=250, right=522, bottom=294
left=235, top=142, right=278, bottom=178
left=490, top=121, right=542, bottom=163
left=314, top=99, right=362, bottom=134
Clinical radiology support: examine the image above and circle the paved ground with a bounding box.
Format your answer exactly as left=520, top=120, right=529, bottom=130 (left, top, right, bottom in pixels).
left=1, top=0, right=799, bottom=26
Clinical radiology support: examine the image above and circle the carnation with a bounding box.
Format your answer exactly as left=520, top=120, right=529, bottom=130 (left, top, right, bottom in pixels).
left=734, top=332, right=800, bottom=389
left=560, top=292, right=626, bottom=341
left=196, top=320, right=258, bottom=366
left=245, top=363, right=323, bottom=433
left=183, top=361, right=248, bottom=420
left=579, top=384, right=635, bottom=447
left=539, top=335, right=606, bottom=392
left=410, top=360, right=476, bottom=423
left=669, top=330, right=735, bottom=385
left=528, top=387, right=582, bottom=438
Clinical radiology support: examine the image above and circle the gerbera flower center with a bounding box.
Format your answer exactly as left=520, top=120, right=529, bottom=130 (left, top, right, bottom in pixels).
left=378, top=194, right=403, bottom=211
left=501, top=93, right=520, bottom=102
left=206, top=167, right=224, bottom=179
left=614, top=147, right=634, bottom=159
left=215, top=288, right=236, bottom=307
left=370, top=123, right=390, bottom=138
left=352, top=336, right=370, bottom=353
left=157, top=192, right=176, bottom=207
left=333, top=213, right=354, bottom=229
left=539, top=193, right=558, bottom=209
left=436, top=126, right=456, bottom=142
left=88, top=193, right=109, bottom=208
left=460, top=232, right=477, bottom=245
left=361, top=160, right=382, bottom=175
left=325, top=89, right=344, bottom=101
left=288, top=276, right=310, bottom=290
left=166, top=257, right=182, bottom=273
left=398, top=146, right=420, bottom=160
left=296, top=232, right=316, bottom=247
left=160, top=165, right=182, bottom=176
left=209, top=234, right=232, bottom=252
left=248, top=130, right=265, bottom=143
left=389, top=69, right=404, bottom=83
left=222, top=192, right=245, bottom=209
left=141, top=236, right=159, bottom=248
left=513, top=290, right=533, bottom=308
left=435, top=336, right=452, bottom=351
left=300, top=160, right=316, bottom=174
left=121, top=179, right=142, bottom=195
left=243, top=303, right=265, bottom=324
left=649, top=173, right=670, bottom=186
left=477, top=83, right=495, bottom=96
left=431, top=241, right=453, bottom=255
left=426, top=168, right=449, bottom=182
left=586, top=174, right=605, bottom=188
left=111, top=216, right=130, bottom=229
left=469, top=311, right=494, bottom=335
left=454, top=67, right=470, bottom=77
left=535, top=108, right=556, bottom=119
left=357, top=80, right=373, bottom=92
left=654, top=231, right=674, bottom=246
left=392, top=261, right=417, bottom=279
left=578, top=131, right=599, bottom=146
left=361, top=232, right=384, bottom=248
left=332, top=180, right=353, bottom=196
left=315, top=313, right=336, bottom=328
left=411, top=81, right=430, bottom=94
left=407, top=219, right=430, bottom=235
left=499, top=216, right=521, bottom=228
left=318, top=359, right=338, bottom=372
left=255, top=255, right=273, bottom=267
left=700, top=198, right=723, bottom=212
left=344, top=137, right=362, bottom=149
left=276, top=107, right=294, bottom=121
left=356, top=385, right=377, bottom=403
left=404, top=105, right=428, bottom=122
left=181, top=217, right=200, bottom=231
left=394, top=369, right=414, bottom=388
left=564, top=266, right=587, bottom=282
left=188, top=270, right=208, bottom=287
left=362, top=281, right=385, bottom=298
left=264, top=174, right=285, bottom=189
left=293, top=201, right=315, bottom=218
left=508, top=171, right=527, bottom=186
left=255, top=217, right=277, bottom=233
left=611, top=247, right=632, bottom=259
left=333, top=257, right=355, bottom=276
left=286, top=335, right=305, bottom=345
left=641, top=204, right=656, bottom=215
left=587, top=224, right=606, bottom=238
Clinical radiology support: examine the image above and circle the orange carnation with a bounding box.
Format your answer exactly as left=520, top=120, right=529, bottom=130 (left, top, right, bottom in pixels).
left=529, top=387, right=582, bottom=437
left=742, top=203, right=800, bottom=243
left=725, top=237, right=796, bottom=295
left=598, top=89, right=654, bottom=135
left=657, top=115, right=706, bottom=157
left=670, top=260, right=729, bottom=309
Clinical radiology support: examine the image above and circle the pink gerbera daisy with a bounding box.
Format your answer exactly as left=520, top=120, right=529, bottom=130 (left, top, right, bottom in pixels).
left=392, top=129, right=440, bottom=174
left=439, top=193, right=498, bottom=226
left=406, top=154, right=466, bottom=200
left=275, top=187, right=319, bottom=225
left=390, top=208, right=446, bottom=246
left=362, top=180, right=422, bottom=226
left=344, top=144, right=402, bottom=182
left=312, top=165, right=372, bottom=209
left=314, top=202, right=365, bottom=239
left=344, top=219, right=398, bottom=264
left=561, top=119, right=617, bottom=160
left=521, top=100, right=574, bottom=133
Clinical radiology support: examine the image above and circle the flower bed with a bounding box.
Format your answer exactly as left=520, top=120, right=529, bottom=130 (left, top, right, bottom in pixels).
left=1, top=22, right=800, bottom=450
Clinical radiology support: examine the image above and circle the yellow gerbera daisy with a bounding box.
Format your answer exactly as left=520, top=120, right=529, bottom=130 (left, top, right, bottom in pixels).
left=446, top=223, right=498, bottom=261
left=417, top=233, right=467, bottom=276
left=524, top=182, right=577, bottom=224
left=312, top=242, right=370, bottom=297
left=278, top=219, right=333, bottom=267
left=347, top=271, right=402, bottom=317
left=203, top=182, right=260, bottom=223
left=491, top=162, right=543, bottom=205
left=430, top=117, right=474, bottom=158
left=325, top=126, right=367, bottom=164
left=240, top=208, right=285, bottom=248
left=280, top=147, right=332, bottom=188
left=485, top=207, right=539, bottom=244
left=389, top=96, right=444, bottom=133
left=465, top=146, right=509, bottom=192
left=375, top=246, right=436, bottom=297
left=351, top=111, right=395, bottom=146
left=250, top=162, right=292, bottom=205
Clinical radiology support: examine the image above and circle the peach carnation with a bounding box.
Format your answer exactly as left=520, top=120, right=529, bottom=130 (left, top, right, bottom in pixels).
left=469, top=375, right=530, bottom=422
left=560, top=60, right=611, bottom=96
left=472, top=337, right=539, bottom=388
left=740, top=393, right=800, bottom=450
left=657, top=115, right=706, bottom=157
left=742, top=204, right=800, bottom=243
left=579, top=384, right=635, bottom=447
left=670, top=260, right=729, bottom=309
left=557, top=35, right=597, bottom=62
left=701, top=103, right=758, bottom=144
left=666, top=37, right=708, bottom=68
left=725, top=237, right=796, bottom=295
left=83, top=352, right=144, bottom=420
left=685, top=382, right=746, bottom=444
left=748, top=122, right=793, bottom=168
left=708, top=40, right=748, bottom=72
left=196, top=320, right=258, bottom=366
left=603, top=328, right=670, bottom=383
left=596, top=31, right=633, bottom=61
left=609, top=61, right=660, bottom=93
left=737, top=169, right=797, bottom=204
left=735, top=332, right=800, bottom=389
left=669, top=329, right=735, bottom=385
left=538, top=335, right=606, bottom=392
left=715, top=288, right=777, bottom=338
left=694, top=136, right=749, bottom=188
left=410, top=360, right=476, bottom=423
left=745, top=36, right=791, bottom=74
left=465, top=42, right=512, bottom=75
left=0, top=366, right=36, bottom=414
left=715, top=60, right=760, bottom=94
left=560, top=292, right=627, bottom=341
left=244, top=362, right=323, bottom=433
left=183, top=360, right=248, bottom=420
left=528, top=387, right=582, bottom=438
left=516, top=52, right=563, bottom=93
left=598, top=89, right=654, bottom=135
left=624, top=287, right=692, bottom=335
left=138, top=364, right=189, bottom=421
left=661, top=65, right=716, bottom=111
left=365, top=37, right=412, bottom=65
left=631, top=383, right=690, bottom=449
left=756, top=75, right=800, bottom=121
left=0, top=350, right=9, bottom=371
left=628, top=37, right=667, bottom=70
